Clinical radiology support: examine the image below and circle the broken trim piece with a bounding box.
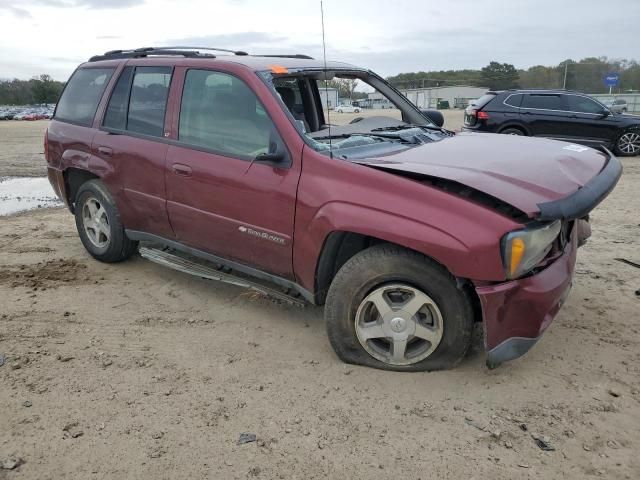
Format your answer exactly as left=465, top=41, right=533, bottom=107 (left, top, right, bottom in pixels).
left=537, top=148, right=622, bottom=221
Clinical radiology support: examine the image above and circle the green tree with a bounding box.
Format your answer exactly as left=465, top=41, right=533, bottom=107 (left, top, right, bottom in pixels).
left=31, top=74, right=63, bottom=104
left=480, top=62, right=519, bottom=90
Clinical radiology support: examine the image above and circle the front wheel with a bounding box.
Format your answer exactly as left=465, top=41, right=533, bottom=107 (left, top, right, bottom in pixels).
left=615, top=130, right=640, bottom=156
left=74, top=179, right=138, bottom=263
left=324, top=244, right=474, bottom=371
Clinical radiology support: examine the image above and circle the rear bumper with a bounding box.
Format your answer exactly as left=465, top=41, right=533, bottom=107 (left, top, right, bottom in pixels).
left=476, top=222, right=578, bottom=367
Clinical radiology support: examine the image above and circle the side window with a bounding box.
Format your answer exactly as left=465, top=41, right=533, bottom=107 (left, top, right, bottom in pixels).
left=103, top=66, right=134, bottom=130
left=567, top=95, right=605, bottom=114
left=178, top=69, right=273, bottom=159
left=127, top=67, right=172, bottom=137
left=503, top=93, right=523, bottom=108
left=55, top=68, right=114, bottom=126
left=521, top=94, right=566, bottom=111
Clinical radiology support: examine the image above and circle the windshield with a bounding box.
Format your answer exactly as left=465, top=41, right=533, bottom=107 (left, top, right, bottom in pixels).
left=262, top=69, right=447, bottom=157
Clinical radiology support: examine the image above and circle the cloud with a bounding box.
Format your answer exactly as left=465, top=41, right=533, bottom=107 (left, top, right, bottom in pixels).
left=2, top=5, right=31, bottom=17
left=0, top=0, right=144, bottom=17
left=162, top=32, right=288, bottom=50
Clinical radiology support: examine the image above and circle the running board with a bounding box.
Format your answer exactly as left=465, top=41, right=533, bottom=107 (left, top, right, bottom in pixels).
left=139, top=246, right=306, bottom=307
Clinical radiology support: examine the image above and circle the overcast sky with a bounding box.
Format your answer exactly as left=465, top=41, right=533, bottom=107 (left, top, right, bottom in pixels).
left=0, top=0, right=638, bottom=81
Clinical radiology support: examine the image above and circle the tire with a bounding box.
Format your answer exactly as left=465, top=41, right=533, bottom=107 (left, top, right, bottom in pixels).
left=74, top=179, right=138, bottom=263
left=500, top=127, right=525, bottom=136
left=354, top=109, right=360, bottom=113
left=324, top=244, right=474, bottom=372
left=614, top=129, right=640, bottom=157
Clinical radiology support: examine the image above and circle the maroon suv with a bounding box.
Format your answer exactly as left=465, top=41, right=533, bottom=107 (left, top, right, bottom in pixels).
left=45, top=47, right=622, bottom=371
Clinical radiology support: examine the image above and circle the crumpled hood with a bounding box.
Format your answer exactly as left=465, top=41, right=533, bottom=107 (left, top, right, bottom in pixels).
left=359, top=132, right=608, bottom=217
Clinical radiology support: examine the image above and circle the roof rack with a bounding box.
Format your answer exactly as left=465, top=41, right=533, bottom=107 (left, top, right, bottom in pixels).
left=88, top=46, right=248, bottom=62
left=255, top=54, right=314, bottom=60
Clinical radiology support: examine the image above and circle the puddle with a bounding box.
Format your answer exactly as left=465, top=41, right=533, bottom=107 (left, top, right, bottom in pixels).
left=0, top=177, right=63, bottom=216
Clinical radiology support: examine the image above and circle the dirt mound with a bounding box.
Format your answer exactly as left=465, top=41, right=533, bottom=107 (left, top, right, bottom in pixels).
left=1, top=258, right=87, bottom=289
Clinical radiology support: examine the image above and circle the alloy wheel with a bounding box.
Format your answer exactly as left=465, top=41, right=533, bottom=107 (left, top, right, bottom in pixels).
left=354, top=284, right=444, bottom=366
left=618, top=132, right=640, bottom=155
left=82, top=197, right=111, bottom=248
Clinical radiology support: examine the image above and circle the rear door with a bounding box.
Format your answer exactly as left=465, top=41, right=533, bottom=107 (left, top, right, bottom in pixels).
left=93, top=65, right=174, bottom=238
left=164, top=67, right=301, bottom=279
left=520, top=93, right=571, bottom=138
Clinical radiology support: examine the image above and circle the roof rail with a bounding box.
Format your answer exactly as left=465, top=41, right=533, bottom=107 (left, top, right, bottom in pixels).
left=160, top=46, right=249, bottom=55
left=255, top=54, right=314, bottom=60
left=88, top=46, right=249, bottom=62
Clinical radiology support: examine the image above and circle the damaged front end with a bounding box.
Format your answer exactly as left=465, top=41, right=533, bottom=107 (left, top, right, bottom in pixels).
left=355, top=145, right=622, bottom=368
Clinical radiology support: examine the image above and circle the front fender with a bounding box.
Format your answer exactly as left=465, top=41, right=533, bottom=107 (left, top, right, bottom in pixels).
left=293, top=200, right=507, bottom=294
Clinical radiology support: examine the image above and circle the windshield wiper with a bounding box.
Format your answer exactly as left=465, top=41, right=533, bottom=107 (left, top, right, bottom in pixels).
left=372, top=124, right=451, bottom=134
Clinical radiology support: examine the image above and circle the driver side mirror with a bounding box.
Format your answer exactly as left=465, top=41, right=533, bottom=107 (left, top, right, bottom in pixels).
left=420, top=109, right=445, bottom=127
left=599, top=109, right=611, bottom=117
left=255, top=138, right=288, bottom=165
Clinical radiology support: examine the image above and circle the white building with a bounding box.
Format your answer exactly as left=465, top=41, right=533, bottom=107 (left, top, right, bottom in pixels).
left=318, top=88, right=339, bottom=110
left=369, top=85, right=488, bottom=109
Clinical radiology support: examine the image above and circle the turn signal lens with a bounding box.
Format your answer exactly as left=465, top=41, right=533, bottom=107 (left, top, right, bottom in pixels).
left=501, top=221, right=562, bottom=279
left=509, top=238, right=526, bottom=276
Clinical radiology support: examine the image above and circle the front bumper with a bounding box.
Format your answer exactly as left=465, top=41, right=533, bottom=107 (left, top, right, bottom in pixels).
left=476, top=222, right=578, bottom=368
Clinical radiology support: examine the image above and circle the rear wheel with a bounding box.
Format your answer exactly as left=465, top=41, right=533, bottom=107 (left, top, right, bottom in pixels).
left=324, top=244, right=474, bottom=371
left=74, top=180, right=138, bottom=263
left=500, top=127, right=525, bottom=136
left=615, top=130, right=640, bottom=156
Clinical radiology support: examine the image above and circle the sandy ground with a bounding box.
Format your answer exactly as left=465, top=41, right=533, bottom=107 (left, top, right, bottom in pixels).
left=1, top=117, right=640, bottom=479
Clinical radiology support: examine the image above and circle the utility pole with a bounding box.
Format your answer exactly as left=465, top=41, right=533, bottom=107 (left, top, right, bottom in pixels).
left=563, top=63, right=568, bottom=89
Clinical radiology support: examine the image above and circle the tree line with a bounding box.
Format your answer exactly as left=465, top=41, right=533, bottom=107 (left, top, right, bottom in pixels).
left=387, top=57, right=640, bottom=93
left=0, top=75, right=65, bottom=105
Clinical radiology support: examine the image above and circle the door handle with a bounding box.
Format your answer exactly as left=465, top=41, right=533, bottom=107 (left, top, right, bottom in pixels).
left=97, top=146, right=113, bottom=157
left=172, top=163, right=192, bottom=176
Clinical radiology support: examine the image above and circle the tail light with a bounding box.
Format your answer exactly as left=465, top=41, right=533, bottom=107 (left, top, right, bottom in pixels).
left=477, top=111, right=490, bottom=120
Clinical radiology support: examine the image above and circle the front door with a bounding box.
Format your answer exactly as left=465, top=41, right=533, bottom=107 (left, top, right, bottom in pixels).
left=164, top=68, right=301, bottom=279
left=563, top=94, right=619, bottom=146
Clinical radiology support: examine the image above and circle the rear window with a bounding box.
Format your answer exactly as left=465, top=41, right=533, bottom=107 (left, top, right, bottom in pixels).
left=521, top=94, right=566, bottom=111
left=55, top=68, right=114, bottom=126
left=471, top=93, right=496, bottom=109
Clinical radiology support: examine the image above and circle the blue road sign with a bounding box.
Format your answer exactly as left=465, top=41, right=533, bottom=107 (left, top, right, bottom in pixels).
left=604, top=73, right=619, bottom=88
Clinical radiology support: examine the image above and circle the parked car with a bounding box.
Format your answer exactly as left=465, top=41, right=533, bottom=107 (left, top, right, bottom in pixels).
left=463, top=90, right=640, bottom=156
left=46, top=47, right=621, bottom=371
left=608, top=98, right=628, bottom=114
left=335, top=104, right=360, bottom=113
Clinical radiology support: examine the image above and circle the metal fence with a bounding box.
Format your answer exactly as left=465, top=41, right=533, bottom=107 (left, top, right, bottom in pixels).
left=590, top=94, right=640, bottom=113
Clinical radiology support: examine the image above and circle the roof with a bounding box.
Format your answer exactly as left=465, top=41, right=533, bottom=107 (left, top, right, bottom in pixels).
left=489, top=89, right=581, bottom=94
left=85, top=47, right=358, bottom=72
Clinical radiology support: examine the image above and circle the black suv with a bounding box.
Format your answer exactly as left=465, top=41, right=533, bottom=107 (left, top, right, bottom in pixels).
left=463, top=90, right=640, bottom=156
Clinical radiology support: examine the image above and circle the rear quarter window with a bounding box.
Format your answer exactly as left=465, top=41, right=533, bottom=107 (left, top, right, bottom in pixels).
left=55, top=67, right=114, bottom=126
left=471, top=93, right=496, bottom=109
left=503, top=93, right=523, bottom=108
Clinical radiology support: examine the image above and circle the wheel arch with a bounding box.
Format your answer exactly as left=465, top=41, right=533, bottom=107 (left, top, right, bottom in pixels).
left=497, top=123, right=530, bottom=135
left=63, top=168, right=100, bottom=212
left=312, top=230, right=480, bottom=320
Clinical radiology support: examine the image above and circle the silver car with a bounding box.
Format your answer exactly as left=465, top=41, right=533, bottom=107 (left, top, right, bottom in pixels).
left=608, top=99, right=628, bottom=114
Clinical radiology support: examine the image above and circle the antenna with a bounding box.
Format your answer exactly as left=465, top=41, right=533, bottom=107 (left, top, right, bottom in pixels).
left=320, top=0, right=333, bottom=158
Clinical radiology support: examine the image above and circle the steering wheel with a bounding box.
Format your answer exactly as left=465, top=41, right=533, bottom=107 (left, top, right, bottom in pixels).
left=349, top=117, right=365, bottom=124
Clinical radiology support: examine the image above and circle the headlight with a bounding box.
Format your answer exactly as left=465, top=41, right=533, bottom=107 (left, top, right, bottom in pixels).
left=501, top=221, right=561, bottom=279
